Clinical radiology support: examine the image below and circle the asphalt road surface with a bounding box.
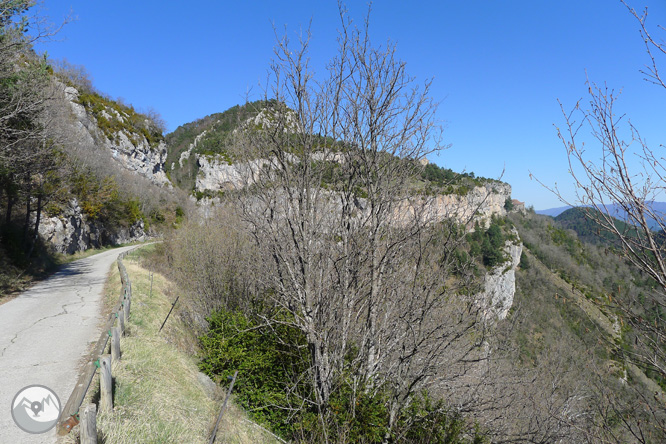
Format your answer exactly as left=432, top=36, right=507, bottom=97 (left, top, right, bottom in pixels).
left=0, top=245, right=137, bottom=444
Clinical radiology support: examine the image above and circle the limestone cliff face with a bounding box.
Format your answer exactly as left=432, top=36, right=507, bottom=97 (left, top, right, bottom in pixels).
left=64, top=86, right=171, bottom=187
left=35, top=85, right=165, bottom=254
left=194, top=151, right=511, bottom=226
left=37, top=199, right=147, bottom=255
left=393, top=182, right=512, bottom=229
left=430, top=182, right=511, bottom=229
left=479, top=233, right=523, bottom=322
left=191, top=152, right=520, bottom=322
left=175, top=130, right=208, bottom=169
left=195, top=155, right=244, bottom=191
left=195, top=155, right=281, bottom=192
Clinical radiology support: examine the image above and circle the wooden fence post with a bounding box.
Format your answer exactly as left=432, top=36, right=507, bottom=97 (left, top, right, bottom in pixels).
left=124, top=295, right=130, bottom=321
left=99, top=355, right=113, bottom=412
left=118, top=309, right=125, bottom=336
left=80, top=403, right=97, bottom=444
left=209, top=371, right=238, bottom=444
left=111, top=327, right=121, bottom=362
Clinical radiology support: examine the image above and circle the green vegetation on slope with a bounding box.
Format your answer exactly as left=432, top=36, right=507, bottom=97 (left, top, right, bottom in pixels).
left=508, top=210, right=666, bottom=440
left=166, top=101, right=505, bottom=197
left=199, top=306, right=489, bottom=443
left=554, top=206, right=637, bottom=247
left=75, top=90, right=164, bottom=148
left=165, top=100, right=276, bottom=191
left=419, top=162, right=502, bottom=196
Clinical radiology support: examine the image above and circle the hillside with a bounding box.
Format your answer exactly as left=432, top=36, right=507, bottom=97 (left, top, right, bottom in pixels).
left=553, top=206, right=636, bottom=246
left=4, top=2, right=666, bottom=441
left=165, top=100, right=273, bottom=192
left=166, top=102, right=507, bottom=204
left=508, top=210, right=665, bottom=439
left=540, top=202, right=666, bottom=230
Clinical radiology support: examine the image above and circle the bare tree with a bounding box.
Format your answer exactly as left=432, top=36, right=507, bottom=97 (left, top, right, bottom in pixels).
left=227, top=5, right=496, bottom=441
left=546, top=2, right=666, bottom=441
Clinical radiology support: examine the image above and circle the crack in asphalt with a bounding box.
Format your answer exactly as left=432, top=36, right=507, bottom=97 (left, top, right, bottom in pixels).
left=0, top=332, right=19, bottom=358
left=0, top=269, right=99, bottom=358
left=0, top=286, right=90, bottom=358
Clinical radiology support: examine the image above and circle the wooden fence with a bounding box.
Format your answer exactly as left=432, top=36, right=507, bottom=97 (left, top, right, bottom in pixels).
left=56, top=249, right=134, bottom=440
left=54, top=246, right=239, bottom=443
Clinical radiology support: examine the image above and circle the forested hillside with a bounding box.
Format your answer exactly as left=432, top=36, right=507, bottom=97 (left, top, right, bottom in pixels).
left=553, top=207, right=636, bottom=246
left=509, top=210, right=665, bottom=441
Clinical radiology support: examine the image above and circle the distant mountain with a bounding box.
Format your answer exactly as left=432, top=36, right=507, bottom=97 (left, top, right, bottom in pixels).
left=539, top=202, right=666, bottom=230
left=536, top=206, right=573, bottom=217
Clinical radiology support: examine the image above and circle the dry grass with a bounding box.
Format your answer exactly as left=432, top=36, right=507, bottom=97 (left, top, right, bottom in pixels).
left=58, top=245, right=280, bottom=444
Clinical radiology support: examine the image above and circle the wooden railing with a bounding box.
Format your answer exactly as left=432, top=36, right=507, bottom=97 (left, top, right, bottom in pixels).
left=54, top=245, right=241, bottom=443
left=56, top=249, right=134, bottom=438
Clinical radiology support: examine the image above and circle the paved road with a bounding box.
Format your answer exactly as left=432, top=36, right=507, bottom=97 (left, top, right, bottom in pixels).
left=0, top=245, right=137, bottom=444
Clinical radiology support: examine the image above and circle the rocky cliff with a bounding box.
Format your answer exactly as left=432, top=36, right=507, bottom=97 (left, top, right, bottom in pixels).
left=64, top=86, right=171, bottom=187
left=195, top=154, right=243, bottom=192
left=37, top=198, right=147, bottom=255
left=34, top=84, right=169, bottom=254
left=431, top=182, right=512, bottom=228
left=393, top=182, right=512, bottom=230
left=170, top=103, right=521, bottom=321
left=193, top=153, right=511, bottom=226
left=479, top=232, right=523, bottom=321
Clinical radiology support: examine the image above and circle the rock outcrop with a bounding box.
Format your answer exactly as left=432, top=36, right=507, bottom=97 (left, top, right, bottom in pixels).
left=394, top=182, right=512, bottom=230
left=189, top=148, right=520, bottom=322
left=479, top=232, right=523, bottom=321
left=38, top=199, right=148, bottom=254
left=195, top=155, right=243, bottom=191
left=63, top=86, right=171, bottom=187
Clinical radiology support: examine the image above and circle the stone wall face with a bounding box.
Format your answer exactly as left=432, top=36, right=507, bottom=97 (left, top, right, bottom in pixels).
left=38, top=199, right=147, bottom=254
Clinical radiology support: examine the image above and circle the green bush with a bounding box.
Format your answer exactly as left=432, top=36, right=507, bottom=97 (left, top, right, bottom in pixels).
left=199, top=309, right=310, bottom=437
left=199, top=308, right=488, bottom=443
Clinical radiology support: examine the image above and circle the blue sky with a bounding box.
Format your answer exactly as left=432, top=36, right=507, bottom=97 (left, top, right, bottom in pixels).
left=34, top=1, right=666, bottom=210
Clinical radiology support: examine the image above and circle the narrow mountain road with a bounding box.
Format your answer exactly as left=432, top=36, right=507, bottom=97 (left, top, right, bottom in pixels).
left=0, top=245, right=138, bottom=444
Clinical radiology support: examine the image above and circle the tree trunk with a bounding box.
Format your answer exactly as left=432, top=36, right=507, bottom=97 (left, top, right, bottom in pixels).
left=23, top=189, right=31, bottom=243
left=27, top=191, right=42, bottom=258
left=5, top=195, right=13, bottom=225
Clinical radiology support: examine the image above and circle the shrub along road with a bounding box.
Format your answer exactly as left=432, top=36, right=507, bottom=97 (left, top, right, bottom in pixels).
left=0, top=245, right=137, bottom=444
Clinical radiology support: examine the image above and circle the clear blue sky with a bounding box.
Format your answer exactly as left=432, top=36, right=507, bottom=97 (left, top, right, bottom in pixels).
left=34, top=1, right=666, bottom=210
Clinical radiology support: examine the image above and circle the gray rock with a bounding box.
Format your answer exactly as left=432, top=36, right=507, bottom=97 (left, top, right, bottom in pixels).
left=197, top=372, right=220, bottom=400
left=63, top=85, right=171, bottom=188
left=478, top=230, right=523, bottom=322
left=38, top=198, right=148, bottom=254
